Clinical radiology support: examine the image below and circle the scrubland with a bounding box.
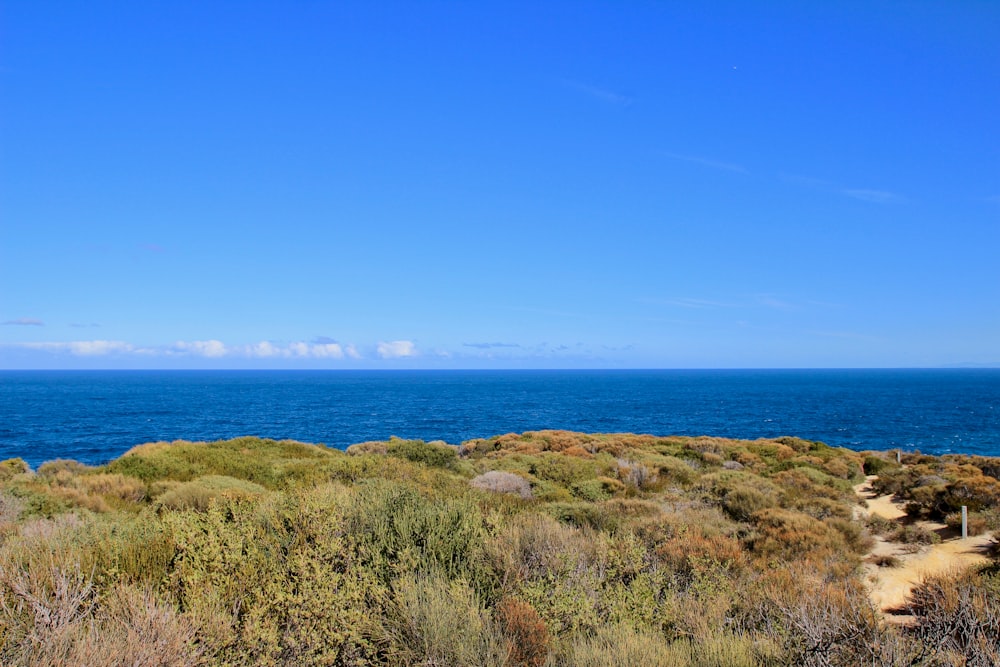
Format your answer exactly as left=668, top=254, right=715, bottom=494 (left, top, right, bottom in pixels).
left=0, top=431, right=997, bottom=666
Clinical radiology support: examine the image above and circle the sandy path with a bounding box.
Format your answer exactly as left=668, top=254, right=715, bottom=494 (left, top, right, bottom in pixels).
left=854, top=475, right=995, bottom=617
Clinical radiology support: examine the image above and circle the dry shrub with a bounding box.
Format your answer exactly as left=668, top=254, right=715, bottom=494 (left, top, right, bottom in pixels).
left=490, top=513, right=599, bottom=584
left=821, top=457, right=856, bottom=480
left=907, top=569, right=1000, bottom=666
left=773, top=436, right=815, bottom=453
left=790, top=496, right=853, bottom=521
left=944, top=511, right=988, bottom=536
left=748, top=508, right=850, bottom=564
left=71, top=584, right=201, bottom=667
left=889, top=524, right=941, bottom=545
left=617, top=459, right=658, bottom=490
left=16, top=513, right=84, bottom=542
left=730, top=449, right=763, bottom=468
left=562, top=623, right=685, bottom=667
left=36, top=459, right=92, bottom=479
left=48, top=486, right=111, bottom=513
left=0, top=559, right=96, bottom=665
left=0, top=492, right=24, bottom=532
left=75, top=473, right=146, bottom=502
left=384, top=572, right=511, bottom=667
left=864, top=513, right=897, bottom=536
left=600, top=498, right=662, bottom=519
left=647, top=507, right=746, bottom=577
left=562, top=445, right=593, bottom=458
left=701, top=452, right=723, bottom=466
left=345, top=440, right=388, bottom=455
left=826, top=517, right=875, bottom=554
left=470, top=471, right=533, bottom=499
left=497, top=597, right=549, bottom=667
left=766, top=578, right=894, bottom=666
left=868, top=554, right=901, bottom=568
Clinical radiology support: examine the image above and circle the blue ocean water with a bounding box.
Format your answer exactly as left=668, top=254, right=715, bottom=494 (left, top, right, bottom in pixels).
left=1, top=369, right=998, bottom=468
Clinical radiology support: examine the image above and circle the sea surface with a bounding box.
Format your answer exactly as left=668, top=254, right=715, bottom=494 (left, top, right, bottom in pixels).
left=1, top=369, right=998, bottom=468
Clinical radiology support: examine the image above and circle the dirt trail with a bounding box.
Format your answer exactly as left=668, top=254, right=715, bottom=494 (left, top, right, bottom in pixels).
left=854, top=475, right=995, bottom=619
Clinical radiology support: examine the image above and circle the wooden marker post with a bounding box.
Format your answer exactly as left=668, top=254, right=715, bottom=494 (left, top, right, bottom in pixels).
left=962, top=505, right=968, bottom=540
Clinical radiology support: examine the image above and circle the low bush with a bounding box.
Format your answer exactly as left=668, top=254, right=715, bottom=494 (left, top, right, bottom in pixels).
left=889, top=524, right=941, bottom=545
left=863, top=453, right=898, bottom=475
left=470, top=471, right=533, bottom=499
left=384, top=572, right=510, bottom=667
left=496, top=597, right=549, bottom=667
left=943, top=510, right=988, bottom=536
left=387, top=438, right=460, bottom=471
left=155, top=475, right=267, bottom=512
left=867, top=554, right=900, bottom=568
left=0, top=459, right=30, bottom=482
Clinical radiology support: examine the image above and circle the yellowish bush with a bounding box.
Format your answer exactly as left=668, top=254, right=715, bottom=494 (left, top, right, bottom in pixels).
left=76, top=473, right=147, bottom=502
left=384, top=572, right=511, bottom=667
left=155, top=475, right=267, bottom=512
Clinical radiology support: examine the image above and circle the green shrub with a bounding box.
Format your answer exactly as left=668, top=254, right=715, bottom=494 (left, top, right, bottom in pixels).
left=863, top=454, right=898, bottom=475
left=387, top=438, right=460, bottom=471
left=164, top=486, right=383, bottom=664
left=345, top=480, right=489, bottom=588
left=721, top=486, right=776, bottom=522
left=155, top=475, right=267, bottom=512
left=383, top=572, right=510, bottom=667
left=105, top=437, right=334, bottom=487
left=561, top=624, right=690, bottom=667
left=545, top=502, right=619, bottom=532
left=571, top=478, right=614, bottom=502
left=0, top=458, right=30, bottom=482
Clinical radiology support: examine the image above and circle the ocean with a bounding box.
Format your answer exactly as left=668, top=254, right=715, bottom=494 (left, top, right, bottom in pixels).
left=1, top=369, right=998, bottom=468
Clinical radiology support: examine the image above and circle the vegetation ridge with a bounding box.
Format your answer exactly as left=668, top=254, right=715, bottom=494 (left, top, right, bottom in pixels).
left=1, top=431, right=998, bottom=666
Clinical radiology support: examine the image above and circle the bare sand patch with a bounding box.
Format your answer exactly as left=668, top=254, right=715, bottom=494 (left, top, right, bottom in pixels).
left=854, top=474, right=995, bottom=621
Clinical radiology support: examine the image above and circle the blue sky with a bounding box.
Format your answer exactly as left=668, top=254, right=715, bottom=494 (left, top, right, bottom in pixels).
left=1, top=1, right=998, bottom=369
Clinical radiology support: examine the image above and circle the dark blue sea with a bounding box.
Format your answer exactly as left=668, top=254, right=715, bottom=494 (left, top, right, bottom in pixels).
left=1, top=369, right=998, bottom=468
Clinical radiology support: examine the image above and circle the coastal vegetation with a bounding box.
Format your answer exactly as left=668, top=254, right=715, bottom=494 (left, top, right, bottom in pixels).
left=0, top=431, right=997, bottom=666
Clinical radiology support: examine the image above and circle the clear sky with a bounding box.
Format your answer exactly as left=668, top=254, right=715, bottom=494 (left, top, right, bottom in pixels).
left=1, top=1, right=998, bottom=369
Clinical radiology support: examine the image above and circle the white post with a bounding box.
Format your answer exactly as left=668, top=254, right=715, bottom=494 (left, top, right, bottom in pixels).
left=962, top=506, right=968, bottom=539
left=896, top=450, right=901, bottom=464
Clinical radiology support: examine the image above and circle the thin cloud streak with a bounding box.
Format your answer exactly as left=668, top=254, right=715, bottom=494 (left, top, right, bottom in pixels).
left=2, top=318, right=44, bottom=326
left=779, top=172, right=905, bottom=204
left=639, top=297, right=737, bottom=309
left=463, top=342, right=521, bottom=349
left=563, top=79, right=633, bottom=106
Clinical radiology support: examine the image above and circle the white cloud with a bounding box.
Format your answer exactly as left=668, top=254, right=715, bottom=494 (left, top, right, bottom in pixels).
left=377, top=340, right=417, bottom=359
left=249, top=341, right=280, bottom=358
left=308, top=342, right=344, bottom=358
left=172, top=340, right=229, bottom=357
left=7, top=337, right=372, bottom=362
left=21, top=340, right=135, bottom=355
